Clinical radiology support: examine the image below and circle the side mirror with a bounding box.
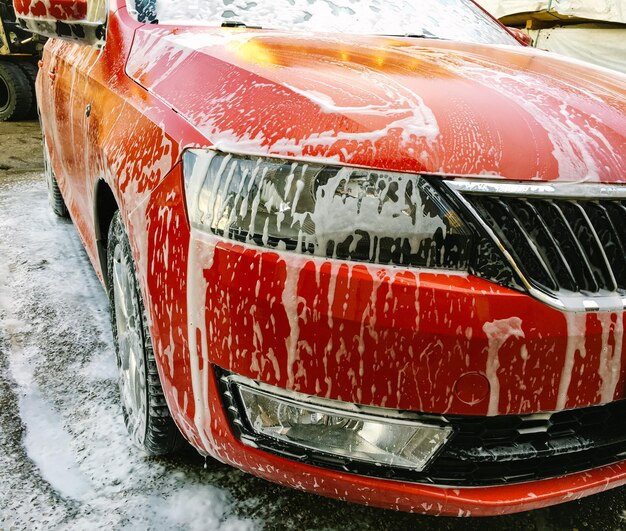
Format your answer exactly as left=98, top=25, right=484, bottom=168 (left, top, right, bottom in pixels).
left=12, top=0, right=107, bottom=47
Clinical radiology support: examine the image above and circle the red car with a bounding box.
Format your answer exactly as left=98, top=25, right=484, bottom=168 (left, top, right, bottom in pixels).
left=15, top=0, right=626, bottom=517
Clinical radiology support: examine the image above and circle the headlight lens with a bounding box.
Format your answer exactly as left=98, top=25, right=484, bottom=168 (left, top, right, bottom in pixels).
left=183, top=150, right=472, bottom=269
left=236, top=381, right=452, bottom=471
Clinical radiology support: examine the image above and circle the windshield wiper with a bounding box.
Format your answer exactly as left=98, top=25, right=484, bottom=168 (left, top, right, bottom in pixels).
left=381, top=31, right=439, bottom=39
left=221, top=21, right=262, bottom=29
left=405, top=33, right=435, bottom=39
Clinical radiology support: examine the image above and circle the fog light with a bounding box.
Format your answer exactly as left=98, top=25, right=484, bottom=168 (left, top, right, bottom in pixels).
left=236, top=383, right=452, bottom=471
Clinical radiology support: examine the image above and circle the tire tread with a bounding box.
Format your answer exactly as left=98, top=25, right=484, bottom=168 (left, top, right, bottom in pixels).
left=0, top=61, right=33, bottom=122
left=16, top=61, right=39, bottom=119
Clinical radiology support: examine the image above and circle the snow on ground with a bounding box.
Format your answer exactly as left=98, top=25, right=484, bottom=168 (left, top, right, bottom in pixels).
left=0, top=173, right=255, bottom=530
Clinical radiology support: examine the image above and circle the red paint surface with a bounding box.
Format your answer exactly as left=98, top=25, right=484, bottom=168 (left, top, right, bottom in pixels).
left=33, top=0, right=626, bottom=516
left=454, top=372, right=490, bottom=405
left=126, top=26, right=625, bottom=183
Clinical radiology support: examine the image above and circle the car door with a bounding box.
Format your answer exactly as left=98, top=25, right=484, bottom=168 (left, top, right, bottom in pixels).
left=40, top=38, right=100, bottom=245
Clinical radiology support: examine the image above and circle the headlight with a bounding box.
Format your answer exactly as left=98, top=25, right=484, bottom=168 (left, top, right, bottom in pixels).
left=183, top=150, right=472, bottom=269
left=231, top=378, right=452, bottom=471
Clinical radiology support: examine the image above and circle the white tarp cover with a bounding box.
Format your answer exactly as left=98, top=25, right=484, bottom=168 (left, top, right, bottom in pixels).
left=477, top=0, right=626, bottom=24
left=528, top=24, right=626, bottom=73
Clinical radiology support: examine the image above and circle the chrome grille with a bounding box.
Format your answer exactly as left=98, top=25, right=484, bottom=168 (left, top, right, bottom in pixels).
left=446, top=180, right=626, bottom=310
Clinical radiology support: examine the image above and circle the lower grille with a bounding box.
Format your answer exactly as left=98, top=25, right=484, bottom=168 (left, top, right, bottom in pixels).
left=218, top=367, right=626, bottom=486
left=436, top=401, right=626, bottom=485
left=462, top=194, right=626, bottom=298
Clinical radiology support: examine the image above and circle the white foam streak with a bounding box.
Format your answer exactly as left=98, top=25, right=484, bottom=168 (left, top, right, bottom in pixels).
left=597, top=312, right=624, bottom=403
left=556, top=313, right=587, bottom=410
left=483, top=317, right=525, bottom=416
left=281, top=260, right=301, bottom=387
left=186, top=230, right=218, bottom=454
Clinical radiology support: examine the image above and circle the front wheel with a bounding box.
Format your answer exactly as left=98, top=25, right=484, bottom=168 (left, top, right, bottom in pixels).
left=107, top=211, right=184, bottom=455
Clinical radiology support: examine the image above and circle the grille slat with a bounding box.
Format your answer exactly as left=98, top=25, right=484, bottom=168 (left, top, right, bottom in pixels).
left=469, top=196, right=559, bottom=292
left=585, top=202, right=626, bottom=290
left=559, top=201, right=617, bottom=292
left=464, top=193, right=626, bottom=298
left=605, top=202, right=626, bottom=266
left=535, top=200, right=600, bottom=293
left=511, top=199, right=579, bottom=292
left=495, top=198, right=561, bottom=291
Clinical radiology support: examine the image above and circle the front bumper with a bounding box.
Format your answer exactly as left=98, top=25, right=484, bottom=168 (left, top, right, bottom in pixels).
left=145, top=167, right=626, bottom=515
left=206, top=361, right=626, bottom=517
left=186, top=227, right=626, bottom=514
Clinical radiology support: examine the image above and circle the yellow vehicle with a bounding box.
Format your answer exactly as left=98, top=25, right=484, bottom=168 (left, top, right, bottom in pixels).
left=0, top=0, right=43, bottom=121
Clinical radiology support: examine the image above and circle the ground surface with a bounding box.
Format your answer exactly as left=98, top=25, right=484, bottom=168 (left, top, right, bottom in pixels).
left=1, top=120, right=626, bottom=530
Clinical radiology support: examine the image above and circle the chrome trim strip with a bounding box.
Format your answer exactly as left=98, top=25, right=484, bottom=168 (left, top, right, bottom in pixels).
left=448, top=179, right=626, bottom=199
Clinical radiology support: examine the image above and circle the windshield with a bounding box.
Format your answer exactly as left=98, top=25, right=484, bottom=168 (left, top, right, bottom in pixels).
left=129, top=0, right=518, bottom=45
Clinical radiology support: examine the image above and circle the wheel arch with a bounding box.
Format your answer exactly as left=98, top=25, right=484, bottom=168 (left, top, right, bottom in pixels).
left=94, top=178, right=119, bottom=290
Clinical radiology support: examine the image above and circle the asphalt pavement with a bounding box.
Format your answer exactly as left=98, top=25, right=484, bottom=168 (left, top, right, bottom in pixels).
left=1, top=120, right=625, bottom=530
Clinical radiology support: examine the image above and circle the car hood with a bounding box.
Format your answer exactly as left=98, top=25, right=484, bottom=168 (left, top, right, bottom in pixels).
left=127, top=27, right=626, bottom=183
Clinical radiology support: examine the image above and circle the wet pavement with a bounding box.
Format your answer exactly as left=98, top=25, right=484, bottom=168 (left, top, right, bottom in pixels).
left=1, top=120, right=626, bottom=530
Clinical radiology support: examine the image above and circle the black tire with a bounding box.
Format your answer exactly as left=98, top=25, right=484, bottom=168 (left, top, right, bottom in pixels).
left=0, top=61, right=33, bottom=121
left=43, top=136, right=70, bottom=218
left=107, top=211, right=184, bottom=455
left=17, top=61, right=39, bottom=119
